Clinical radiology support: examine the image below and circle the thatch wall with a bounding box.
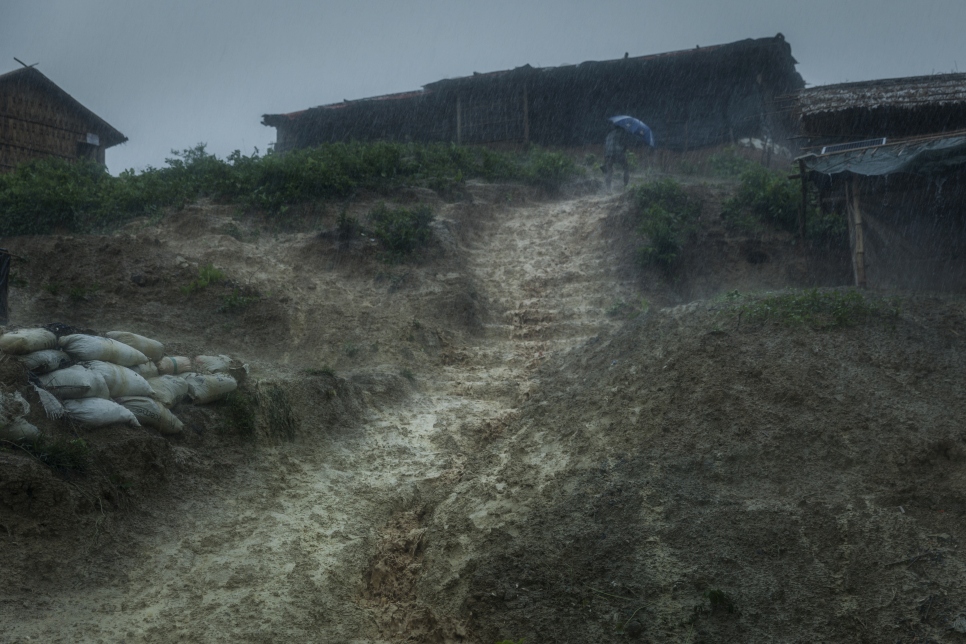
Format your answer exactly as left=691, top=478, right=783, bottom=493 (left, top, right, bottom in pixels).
left=0, top=67, right=127, bottom=172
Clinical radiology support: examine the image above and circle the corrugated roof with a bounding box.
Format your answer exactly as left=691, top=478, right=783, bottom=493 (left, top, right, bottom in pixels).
left=0, top=66, right=127, bottom=147
left=797, top=73, right=966, bottom=116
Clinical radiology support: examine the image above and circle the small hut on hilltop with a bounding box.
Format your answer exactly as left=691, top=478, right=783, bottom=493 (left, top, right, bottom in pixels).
left=794, top=74, right=966, bottom=292
left=0, top=66, right=127, bottom=172
left=263, top=35, right=803, bottom=154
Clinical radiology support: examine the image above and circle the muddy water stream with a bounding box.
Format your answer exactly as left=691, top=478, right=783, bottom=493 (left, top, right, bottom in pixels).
left=4, top=193, right=637, bottom=643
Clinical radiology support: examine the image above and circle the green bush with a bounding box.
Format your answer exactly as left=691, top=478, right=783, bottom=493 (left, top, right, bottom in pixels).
left=0, top=142, right=583, bottom=235
left=336, top=210, right=362, bottom=241
left=722, top=167, right=849, bottom=245
left=368, top=203, right=435, bottom=256
left=520, top=148, right=580, bottom=191
left=218, top=289, right=260, bottom=313
left=633, top=180, right=702, bottom=267
left=707, top=146, right=760, bottom=177
left=27, top=435, right=91, bottom=471
left=0, top=158, right=111, bottom=234
left=181, top=263, right=226, bottom=294
left=722, top=166, right=799, bottom=233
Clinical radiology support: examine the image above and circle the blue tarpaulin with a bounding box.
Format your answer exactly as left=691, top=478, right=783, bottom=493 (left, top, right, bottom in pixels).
left=800, top=135, right=966, bottom=177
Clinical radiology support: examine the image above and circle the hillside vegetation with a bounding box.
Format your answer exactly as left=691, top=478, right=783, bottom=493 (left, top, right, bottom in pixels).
left=0, top=142, right=580, bottom=235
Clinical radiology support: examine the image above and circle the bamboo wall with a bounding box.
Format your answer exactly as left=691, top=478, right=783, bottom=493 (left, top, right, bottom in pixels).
left=0, top=83, right=107, bottom=172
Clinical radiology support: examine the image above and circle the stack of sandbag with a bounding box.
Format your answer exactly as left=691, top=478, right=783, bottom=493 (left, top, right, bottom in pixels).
left=0, top=327, right=242, bottom=435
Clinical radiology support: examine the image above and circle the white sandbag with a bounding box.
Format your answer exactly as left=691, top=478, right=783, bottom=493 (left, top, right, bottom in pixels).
left=105, top=331, right=165, bottom=362
left=20, top=349, right=72, bottom=374
left=59, top=334, right=149, bottom=367
left=0, top=391, right=30, bottom=427
left=0, top=392, right=38, bottom=443
left=129, top=361, right=159, bottom=378
left=116, top=396, right=184, bottom=435
left=38, top=365, right=110, bottom=400
left=0, top=418, right=40, bottom=443
left=157, top=356, right=192, bottom=375
left=62, top=398, right=140, bottom=428
left=192, top=354, right=233, bottom=374
left=147, top=375, right=190, bottom=408
left=32, top=384, right=65, bottom=419
left=183, top=373, right=237, bottom=404
left=82, top=361, right=154, bottom=398
left=0, top=328, right=57, bottom=355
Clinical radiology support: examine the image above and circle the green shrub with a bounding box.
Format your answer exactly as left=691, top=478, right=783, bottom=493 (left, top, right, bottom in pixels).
left=0, top=158, right=111, bottom=234
left=722, top=167, right=799, bottom=233
left=805, top=209, right=850, bottom=247
left=27, top=435, right=91, bottom=471
left=218, top=289, right=260, bottom=313
left=336, top=210, right=362, bottom=241
left=707, top=146, right=759, bottom=177
left=0, top=142, right=582, bottom=235
left=368, top=203, right=434, bottom=256
left=633, top=180, right=702, bottom=267
left=181, top=263, right=225, bottom=294
left=521, top=148, right=580, bottom=191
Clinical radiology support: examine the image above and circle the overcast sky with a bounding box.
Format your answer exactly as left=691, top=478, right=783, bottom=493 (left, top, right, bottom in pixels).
left=2, top=0, right=964, bottom=173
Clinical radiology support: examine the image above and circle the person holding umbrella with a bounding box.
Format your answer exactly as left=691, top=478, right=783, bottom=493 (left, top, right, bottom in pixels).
left=603, top=115, right=655, bottom=190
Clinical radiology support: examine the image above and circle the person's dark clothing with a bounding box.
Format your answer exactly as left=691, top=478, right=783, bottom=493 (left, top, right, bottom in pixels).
left=604, top=128, right=630, bottom=189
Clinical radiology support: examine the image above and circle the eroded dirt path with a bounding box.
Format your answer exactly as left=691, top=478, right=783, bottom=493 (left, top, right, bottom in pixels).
left=3, top=192, right=638, bottom=643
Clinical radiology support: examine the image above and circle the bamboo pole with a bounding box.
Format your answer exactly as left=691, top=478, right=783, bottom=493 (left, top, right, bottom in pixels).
left=848, top=176, right=867, bottom=288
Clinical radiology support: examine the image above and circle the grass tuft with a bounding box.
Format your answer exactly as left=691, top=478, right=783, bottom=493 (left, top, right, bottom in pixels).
left=181, top=263, right=226, bottom=294
left=735, top=288, right=900, bottom=329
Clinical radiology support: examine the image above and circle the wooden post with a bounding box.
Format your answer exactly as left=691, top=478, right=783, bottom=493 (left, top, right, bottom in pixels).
left=847, top=176, right=867, bottom=288
left=522, top=84, right=529, bottom=144
left=456, top=94, right=462, bottom=144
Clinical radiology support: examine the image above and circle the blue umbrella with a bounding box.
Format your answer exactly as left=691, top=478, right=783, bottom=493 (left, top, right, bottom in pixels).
left=609, top=115, right=655, bottom=147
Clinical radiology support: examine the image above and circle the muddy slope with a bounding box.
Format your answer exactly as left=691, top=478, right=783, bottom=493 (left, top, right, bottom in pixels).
left=3, top=175, right=962, bottom=643
left=421, top=298, right=966, bottom=643
left=0, top=183, right=640, bottom=642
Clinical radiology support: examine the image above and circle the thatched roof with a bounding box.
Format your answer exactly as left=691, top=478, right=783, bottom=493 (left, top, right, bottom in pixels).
left=797, top=73, right=966, bottom=117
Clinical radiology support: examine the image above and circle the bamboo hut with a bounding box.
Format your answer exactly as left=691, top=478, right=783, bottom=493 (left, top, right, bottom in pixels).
left=0, top=66, right=127, bottom=172
left=263, top=34, right=803, bottom=154
left=793, top=74, right=966, bottom=292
